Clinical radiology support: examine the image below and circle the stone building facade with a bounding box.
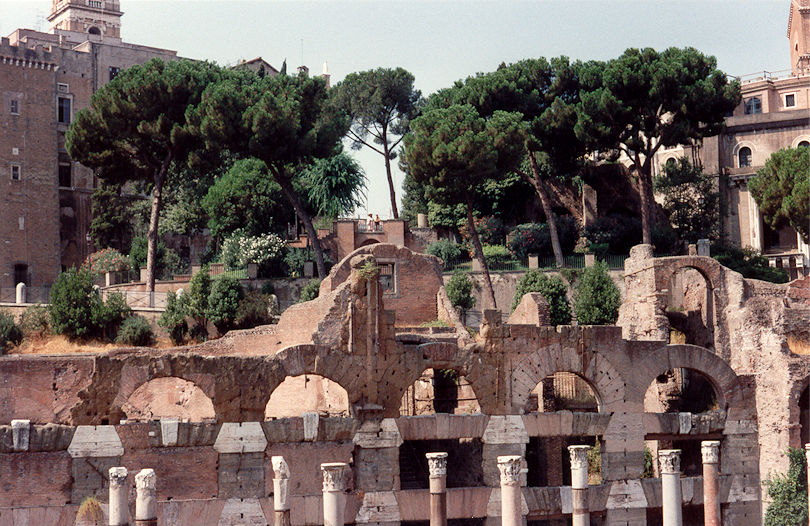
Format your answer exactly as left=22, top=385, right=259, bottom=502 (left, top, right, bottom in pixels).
left=653, top=0, right=810, bottom=278
left=0, top=0, right=177, bottom=288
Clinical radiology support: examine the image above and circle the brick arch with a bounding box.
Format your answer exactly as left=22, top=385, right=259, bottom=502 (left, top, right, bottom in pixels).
left=261, top=344, right=366, bottom=411
left=631, top=344, right=737, bottom=411
left=381, top=342, right=500, bottom=415
left=510, top=345, right=626, bottom=414
left=653, top=256, right=725, bottom=293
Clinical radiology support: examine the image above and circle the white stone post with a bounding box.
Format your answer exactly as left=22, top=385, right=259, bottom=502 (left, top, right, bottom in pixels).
left=569, top=445, right=590, bottom=526
left=109, top=467, right=129, bottom=526
left=497, top=455, right=523, bottom=526
left=11, top=419, right=30, bottom=451
left=321, top=462, right=348, bottom=526
left=15, top=282, right=25, bottom=304
left=134, top=468, right=157, bottom=526
left=701, top=441, right=720, bottom=526
left=272, top=456, right=291, bottom=526
left=426, top=452, right=448, bottom=526
left=659, top=449, right=683, bottom=526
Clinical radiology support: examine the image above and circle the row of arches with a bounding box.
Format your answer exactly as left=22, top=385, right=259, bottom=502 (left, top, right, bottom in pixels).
left=120, top=364, right=721, bottom=423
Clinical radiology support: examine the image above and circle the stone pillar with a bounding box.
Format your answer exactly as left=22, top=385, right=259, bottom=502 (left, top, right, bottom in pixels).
left=497, top=455, right=523, bottom=526
left=11, top=419, right=30, bottom=452
left=321, top=462, right=348, bottom=526
left=15, top=282, right=25, bottom=304
left=134, top=469, right=157, bottom=526
left=109, top=467, right=129, bottom=526
left=659, top=449, right=683, bottom=526
left=272, top=456, right=291, bottom=526
left=426, top=452, right=448, bottom=526
left=568, top=445, right=590, bottom=526
left=701, top=441, right=720, bottom=526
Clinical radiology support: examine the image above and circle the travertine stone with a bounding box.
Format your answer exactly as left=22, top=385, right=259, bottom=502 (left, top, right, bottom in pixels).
left=68, top=425, right=124, bottom=458
left=218, top=498, right=267, bottom=526
left=355, top=491, right=401, bottom=523
left=272, top=455, right=290, bottom=512
left=426, top=452, right=448, bottom=526
left=497, top=455, right=524, bottom=526
left=659, top=449, right=682, bottom=475
left=482, top=416, right=529, bottom=445
left=108, top=467, right=128, bottom=526
left=659, top=450, right=683, bottom=526
left=568, top=445, right=590, bottom=526
left=322, top=462, right=348, bottom=526
left=11, top=419, right=30, bottom=451
left=160, top=418, right=179, bottom=447
left=213, top=422, right=267, bottom=454
left=135, top=468, right=157, bottom=523
left=302, top=412, right=319, bottom=442
left=353, top=418, right=402, bottom=448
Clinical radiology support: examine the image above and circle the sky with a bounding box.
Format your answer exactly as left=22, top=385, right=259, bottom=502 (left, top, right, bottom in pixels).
left=1, top=0, right=794, bottom=217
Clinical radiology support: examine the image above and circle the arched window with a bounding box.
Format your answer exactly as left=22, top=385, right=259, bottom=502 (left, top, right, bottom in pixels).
left=798, top=141, right=810, bottom=149
left=738, top=147, right=752, bottom=168
left=744, top=97, right=762, bottom=115
left=88, top=27, right=101, bottom=35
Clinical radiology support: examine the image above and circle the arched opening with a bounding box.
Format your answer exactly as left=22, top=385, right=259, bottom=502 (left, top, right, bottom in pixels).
left=399, top=368, right=481, bottom=416
left=265, top=374, right=349, bottom=419
left=526, top=372, right=600, bottom=413
left=799, top=141, right=810, bottom=149
left=122, top=377, right=215, bottom=422
left=665, top=267, right=714, bottom=350
left=359, top=239, right=380, bottom=247
left=738, top=146, right=752, bottom=167
left=525, top=373, right=602, bottom=490
left=644, top=368, right=721, bottom=477
left=88, top=27, right=101, bottom=35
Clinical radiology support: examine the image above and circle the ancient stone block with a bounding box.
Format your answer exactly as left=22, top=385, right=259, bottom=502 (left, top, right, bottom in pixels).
left=214, top=422, right=267, bottom=454
left=71, top=455, right=120, bottom=503
left=354, top=446, right=398, bottom=492
left=67, top=425, right=124, bottom=458
left=218, top=452, right=266, bottom=499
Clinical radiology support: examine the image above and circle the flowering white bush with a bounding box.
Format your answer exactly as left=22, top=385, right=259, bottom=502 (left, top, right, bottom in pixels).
left=222, top=232, right=286, bottom=270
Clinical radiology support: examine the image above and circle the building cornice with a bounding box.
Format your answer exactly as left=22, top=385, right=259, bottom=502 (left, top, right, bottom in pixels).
left=47, top=4, right=123, bottom=23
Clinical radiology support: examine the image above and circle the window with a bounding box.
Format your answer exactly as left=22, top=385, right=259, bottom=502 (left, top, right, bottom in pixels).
left=738, top=147, right=752, bottom=168
left=88, top=0, right=102, bottom=7
left=785, top=94, right=796, bottom=108
left=109, top=66, right=121, bottom=81
left=88, top=26, right=101, bottom=35
left=57, top=97, right=71, bottom=124
left=744, top=97, right=762, bottom=115
left=57, top=83, right=69, bottom=93
left=10, top=164, right=21, bottom=181
left=9, top=99, right=18, bottom=114
left=59, top=163, right=72, bottom=187
left=14, top=264, right=28, bottom=286
left=799, top=141, right=810, bottom=149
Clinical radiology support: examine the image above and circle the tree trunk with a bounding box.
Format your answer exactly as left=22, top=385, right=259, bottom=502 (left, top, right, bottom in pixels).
left=525, top=152, right=565, bottom=268
left=382, top=127, right=399, bottom=219
left=466, top=200, right=497, bottom=310
left=273, top=167, right=328, bottom=279
left=145, top=155, right=172, bottom=292
left=638, top=161, right=654, bottom=245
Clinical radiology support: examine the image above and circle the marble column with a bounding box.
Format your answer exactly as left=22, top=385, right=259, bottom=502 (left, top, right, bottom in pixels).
left=272, top=456, right=291, bottom=526
left=426, top=452, right=448, bottom=526
left=701, top=441, right=721, bottom=526
left=568, top=445, right=590, bottom=526
left=321, top=462, right=348, bottom=526
left=108, top=467, right=129, bottom=526
left=134, top=469, right=157, bottom=526
left=659, top=449, right=683, bottom=526
left=497, top=455, right=523, bottom=526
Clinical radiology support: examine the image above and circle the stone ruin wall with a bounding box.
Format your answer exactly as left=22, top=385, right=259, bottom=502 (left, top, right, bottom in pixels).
left=2, top=242, right=808, bottom=524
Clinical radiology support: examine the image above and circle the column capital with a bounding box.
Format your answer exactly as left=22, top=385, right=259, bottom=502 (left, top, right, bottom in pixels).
left=568, top=445, right=591, bottom=471
left=659, top=449, right=681, bottom=475
left=272, top=455, right=290, bottom=479
left=497, top=455, right=523, bottom=487
left=426, top=452, right=448, bottom=477
left=135, top=468, right=156, bottom=490
left=109, top=466, right=128, bottom=487
left=701, top=441, right=720, bottom=464
left=321, top=462, right=348, bottom=492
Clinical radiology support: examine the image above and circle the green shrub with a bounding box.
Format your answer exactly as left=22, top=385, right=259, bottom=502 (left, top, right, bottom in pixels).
left=260, top=281, right=275, bottom=295
left=221, top=232, right=286, bottom=273
left=159, top=291, right=188, bottom=345
left=49, top=268, right=102, bottom=339
left=235, top=290, right=273, bottom=329
left=128, top=236, right=187, bottom=279
left=207, top=276, right=244, bottom=333
left=583, top=214, right=641, bottom=255
left=0, top=311, right=22, bottom=353
left=187, top=268, right=212, bottom=327
left=189, top=322, right=208, bottom=343
left=446, top=270, right=475, bottom=312
left=509, top=218, right=580, bottom=260
left=713, top=245, right=789, bottom=283
left=573, top=262, right=621, bottom=325
left=420, top=319, right=451, bottom=328
left=482, top=244, right=511, bottom=266
left=511, top=270, right=571, bottom=325
left=115, top=316, right=154, bottom=346
left=96, top=292, right=131, bottom=340
left=84, top=248, right=131, bottom=275
left=642, top=447, right=654, bottom=478
left=299, top=279, right=321, bottom=303
left=764, top=447, right=808, bottom=526
left=19, top=304, right=50, bottom=338
left=426, top=239, right=464, bottom=269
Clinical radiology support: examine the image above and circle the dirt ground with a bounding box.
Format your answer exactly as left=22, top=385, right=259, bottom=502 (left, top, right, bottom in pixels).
left=7, top=334, right=176, bottom=355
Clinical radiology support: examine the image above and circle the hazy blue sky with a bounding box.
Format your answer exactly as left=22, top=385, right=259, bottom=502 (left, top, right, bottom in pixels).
left=2, top=0, right=793, bottom=216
